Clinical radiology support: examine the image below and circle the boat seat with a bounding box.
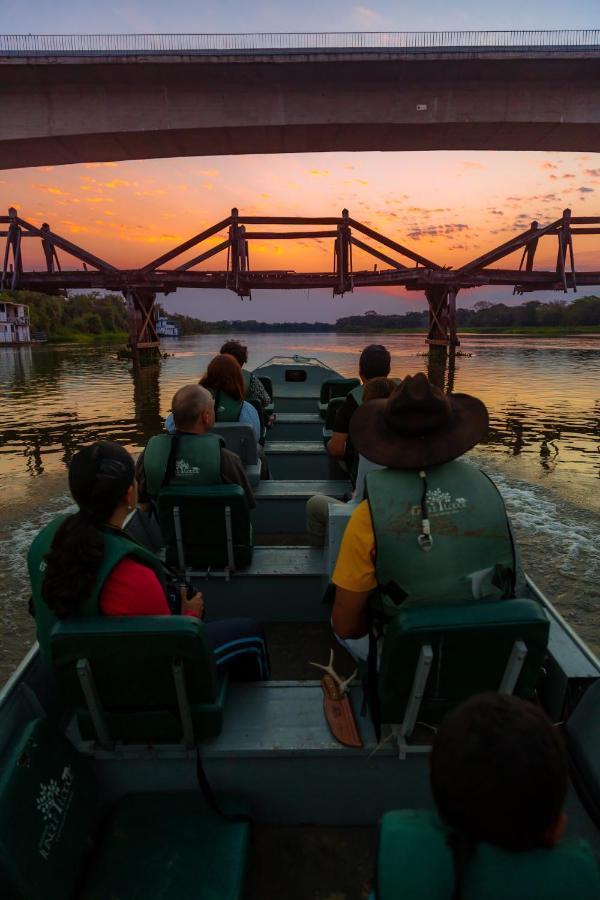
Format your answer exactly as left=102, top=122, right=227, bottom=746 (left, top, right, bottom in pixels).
left=375, top=809, right=600, bottom=900
left=565, top=677, right=600, bottom=818
left=212, top=423, right=261, bottom=485
left=50, top=616, right=227, bottom=746
left=0, top=718, right=249, bottom=900
left=322, top=396, right=345, bottom=445
left=158, top=483, right=253, bottom=575
left=318, top=377, right=360, bottom=419
left=378, top=599, right=550, bottom=744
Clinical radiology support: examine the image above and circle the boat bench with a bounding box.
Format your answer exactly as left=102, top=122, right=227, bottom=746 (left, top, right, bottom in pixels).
left=268, top=412, right=323, bottom=441
left=266, top=441, right=347, bottom=480
left=198, top=546, right=329, bottom=622
left=254, top=479, right=350, bottom=533
left=0, top=718, right=250, bottom=900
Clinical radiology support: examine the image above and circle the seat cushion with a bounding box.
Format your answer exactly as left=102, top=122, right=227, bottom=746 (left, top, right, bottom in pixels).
left=83, top=792, right=250, bottom=900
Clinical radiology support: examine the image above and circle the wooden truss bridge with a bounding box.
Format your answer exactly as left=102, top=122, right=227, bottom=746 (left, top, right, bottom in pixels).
left=2, top=206, right=600, bottom=358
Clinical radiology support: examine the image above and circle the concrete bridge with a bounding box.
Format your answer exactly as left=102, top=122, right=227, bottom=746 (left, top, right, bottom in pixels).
left=1, top=31, right=600, bottom=169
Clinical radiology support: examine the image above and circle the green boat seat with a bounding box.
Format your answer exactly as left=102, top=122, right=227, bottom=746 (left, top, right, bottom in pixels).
left=212, top=423, right=261, bottom=486
left=322, top=396, right=345, bottom=446
left=378, top=599, right=549, bottom=737
left=565, top=678, right=600, bottom=818
left=375, top=809, right=600, bottom=900
left=0, top=718, right=250, bottom=900
left=318, top=377, right=360, bottom=419
left=50, top=616, right=227, bottom=745
left=158, top=483, right=253, bottom=575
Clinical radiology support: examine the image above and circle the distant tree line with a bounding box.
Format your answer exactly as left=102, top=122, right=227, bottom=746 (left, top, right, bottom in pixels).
left=7, top=291, right=600, bottom=341
left=336, top=296, right=600, bottom=331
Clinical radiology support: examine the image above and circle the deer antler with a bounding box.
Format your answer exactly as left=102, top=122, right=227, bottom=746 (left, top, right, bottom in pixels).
left=309, top=649, right=357, bottom=695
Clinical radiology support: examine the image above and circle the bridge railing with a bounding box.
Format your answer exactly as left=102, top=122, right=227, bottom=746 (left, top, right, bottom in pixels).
left=1, top=30, right=600, bottom=55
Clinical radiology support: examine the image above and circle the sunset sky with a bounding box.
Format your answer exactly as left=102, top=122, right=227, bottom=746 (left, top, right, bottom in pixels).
left=1, top=1, right=599, bottom=320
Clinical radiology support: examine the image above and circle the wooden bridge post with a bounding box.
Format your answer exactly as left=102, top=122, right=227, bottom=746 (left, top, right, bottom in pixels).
left=334, top=208, right=351, bottom=295
left=125, top=289, right=160, bottom=363
left=425, top=286, right=460, bottom=347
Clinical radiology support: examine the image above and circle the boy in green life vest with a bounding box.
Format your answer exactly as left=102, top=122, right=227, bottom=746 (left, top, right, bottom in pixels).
left=375, top=692, right=600, bottom=899
left=331, top=373, right=524, bottom=660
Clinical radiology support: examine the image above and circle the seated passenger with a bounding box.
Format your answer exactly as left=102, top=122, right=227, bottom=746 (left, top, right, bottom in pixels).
left=306, top=377, right=396, bottom=547
left=327, top=344, right=392, bottom=480
left=201, top=353, right=261, bottom=442
left=29, top=441, right=269, bottom=679
left=138, top=384, right=255, bottom=508
left=219, top=339, right=272, bottom=408
left=430, top=693, right=567, bottom=857
left=331, top=373, right=525, bottom=659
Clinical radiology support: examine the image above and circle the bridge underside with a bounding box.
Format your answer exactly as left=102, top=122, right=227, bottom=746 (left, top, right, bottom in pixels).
left=2, top=51, right=600, bottom=168
left=3, top=122, right=600, bottom=170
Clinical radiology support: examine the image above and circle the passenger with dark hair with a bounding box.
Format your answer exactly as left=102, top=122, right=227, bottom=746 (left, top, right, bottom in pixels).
left=138, top=384, right=255, bottom=507
left=327, top=344, right=393, bottom=478
left=200, top=353, right=262, bottom=442
left=219, top=339, right=271, bottom=408
left=430, top=693, right=567, bottom=854
left=28, top=441, right=269, bottom=679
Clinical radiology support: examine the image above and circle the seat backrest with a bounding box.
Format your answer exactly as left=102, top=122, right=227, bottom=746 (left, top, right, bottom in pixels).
left=379, top=599, right=549, bottom=726
left=319, top=377, right=361, bottom=406
left=50, top=616, right=225, bottom=743
left=0, top=718, right=99, bottom=900
left=212, top=423, right=258, bottom=466
left=376, top=810, right=600, bottom=900
left=158, top=483, right=253, bottom=571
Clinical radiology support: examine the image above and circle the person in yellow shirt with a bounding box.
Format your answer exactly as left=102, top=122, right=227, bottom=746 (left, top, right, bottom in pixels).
left=331, top=373, right=522, bottom=660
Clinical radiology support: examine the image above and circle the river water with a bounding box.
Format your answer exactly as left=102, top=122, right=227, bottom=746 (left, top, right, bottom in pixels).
left=1, top=333, right=599, bottom=683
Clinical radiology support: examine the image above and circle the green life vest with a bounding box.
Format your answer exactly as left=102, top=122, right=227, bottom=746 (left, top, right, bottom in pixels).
left=28, top=515, right=167, bottom=663
left=143, top=433, right=222, bottom=499
left=241, top=369, right=252, bottom=398
left=209, top=388, right=243, bottom=423
left=366, top=461, right=515, bottom=619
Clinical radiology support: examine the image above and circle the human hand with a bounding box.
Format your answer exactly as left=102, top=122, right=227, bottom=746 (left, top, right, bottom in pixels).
left=180, top=587, right=204, bottom=619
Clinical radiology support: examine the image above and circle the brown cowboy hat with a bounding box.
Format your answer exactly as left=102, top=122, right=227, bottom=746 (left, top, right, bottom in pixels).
left=350, top=372, right=488, bottom=469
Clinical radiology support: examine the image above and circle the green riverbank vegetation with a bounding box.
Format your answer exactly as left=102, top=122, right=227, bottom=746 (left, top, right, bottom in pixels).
left=4, top=291, right=600, bottom=341
left=1, top=290, right=128, bottom=342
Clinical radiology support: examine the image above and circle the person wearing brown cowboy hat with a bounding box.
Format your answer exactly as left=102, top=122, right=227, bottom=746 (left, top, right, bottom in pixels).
left=331, top=373, right=524, bottom=659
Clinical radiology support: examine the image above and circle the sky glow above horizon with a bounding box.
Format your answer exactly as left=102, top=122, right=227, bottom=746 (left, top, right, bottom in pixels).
left=1, top=1, right=599, bottom=320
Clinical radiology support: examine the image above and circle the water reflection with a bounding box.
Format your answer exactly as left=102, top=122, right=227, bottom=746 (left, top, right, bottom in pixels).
left=0, top=335, right=598, bottom=487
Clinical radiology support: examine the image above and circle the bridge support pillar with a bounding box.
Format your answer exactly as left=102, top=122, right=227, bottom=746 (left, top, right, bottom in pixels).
left=425, top=286, right=460, bottom=347
left=125, top=289, right=160, bottom=363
